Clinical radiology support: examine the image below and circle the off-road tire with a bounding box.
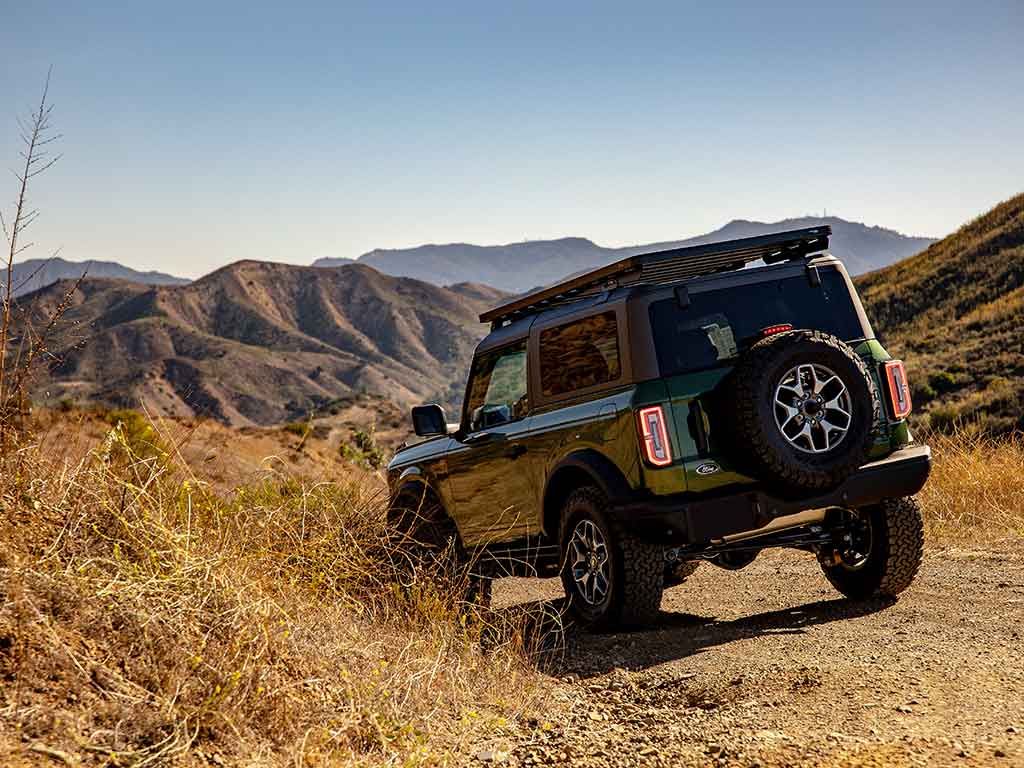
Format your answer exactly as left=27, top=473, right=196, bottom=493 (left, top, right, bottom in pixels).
left=560, top=486, right=664, bottom=629
left=664, top=560, right=700, bottom=588
left=820, top=496, right=924, bottom=599
left=720, top=329, right=879, bottom=494
left=387, top=487, right=492, bottom=609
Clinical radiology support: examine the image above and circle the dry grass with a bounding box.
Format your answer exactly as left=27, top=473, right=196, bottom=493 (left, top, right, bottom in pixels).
left=0, top=416, right=553, bottom=766
left=918, top=429, right=1024, bottom=544
left=2, top=410, right=1022, bottom=765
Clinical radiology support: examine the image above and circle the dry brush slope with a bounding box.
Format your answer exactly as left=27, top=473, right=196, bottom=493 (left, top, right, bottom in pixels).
left=22, top=261, right=506, bottom=426
left=1, top=415, right=1023, bottom=766
left=856, top=192, right=1024, bottom=432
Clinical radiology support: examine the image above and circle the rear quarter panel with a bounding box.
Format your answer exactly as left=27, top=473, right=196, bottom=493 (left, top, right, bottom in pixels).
left=528, top=388, right=642, bottom=517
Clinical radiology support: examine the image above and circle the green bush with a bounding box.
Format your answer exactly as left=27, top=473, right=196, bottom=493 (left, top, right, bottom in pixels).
left=342, top=428, right=386, bottom=469
left=914, top=382, right=937, bottom=403
left=103, top=409, right=168, bottom=463
left=928, top=370, right=959, bottom=394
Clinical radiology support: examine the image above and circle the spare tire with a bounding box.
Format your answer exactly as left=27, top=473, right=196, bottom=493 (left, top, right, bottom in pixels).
left=718, top=329, right=879, bottom=494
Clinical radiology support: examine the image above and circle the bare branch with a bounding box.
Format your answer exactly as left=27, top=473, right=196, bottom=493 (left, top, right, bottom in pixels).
left=1, top=67, right=63, bottom=444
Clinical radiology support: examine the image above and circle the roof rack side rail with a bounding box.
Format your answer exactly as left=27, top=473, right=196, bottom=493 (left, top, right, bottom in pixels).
left=479, top=225, right=831, bottom=326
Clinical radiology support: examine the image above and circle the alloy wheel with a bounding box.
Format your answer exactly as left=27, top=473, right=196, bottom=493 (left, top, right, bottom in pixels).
left=774, top=363, right=853, bottom=453
left=568, top=519, right=611, bottom=605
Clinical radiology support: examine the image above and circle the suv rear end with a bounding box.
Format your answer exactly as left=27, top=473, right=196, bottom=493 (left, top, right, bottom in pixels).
left=624, top=254, right=915, bottom=500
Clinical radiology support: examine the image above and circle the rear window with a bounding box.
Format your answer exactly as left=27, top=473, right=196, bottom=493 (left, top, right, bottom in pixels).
left=649, top=268, right=865, bottom=377
left=540, top=311, right=621, bottom=397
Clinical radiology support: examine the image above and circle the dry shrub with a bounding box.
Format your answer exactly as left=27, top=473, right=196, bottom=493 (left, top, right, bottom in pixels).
left=0, top=417, right=552, bottom=765
left=917, top=428, right=1024, bottom=544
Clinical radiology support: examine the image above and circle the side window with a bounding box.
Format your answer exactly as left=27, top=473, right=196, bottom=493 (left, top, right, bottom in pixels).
left=539, top=311, right=621, bottom=398
left=464, top=342, right=528, bottom=431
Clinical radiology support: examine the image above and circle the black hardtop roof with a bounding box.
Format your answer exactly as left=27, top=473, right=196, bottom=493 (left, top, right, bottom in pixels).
left=479, top=225, right=832, bottom=327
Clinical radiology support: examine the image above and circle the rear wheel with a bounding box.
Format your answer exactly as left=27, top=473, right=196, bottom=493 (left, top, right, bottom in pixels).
left=818, top=497, right=924, bottom=599
left=560, top=487, right=664, bottom=628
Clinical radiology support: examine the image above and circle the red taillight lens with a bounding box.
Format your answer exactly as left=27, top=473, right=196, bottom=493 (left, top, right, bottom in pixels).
left=883, top=360, right=912, bottom=419
left=638, top=405, right=673, bottom=467
left=761, top=323, right=793, bottom=337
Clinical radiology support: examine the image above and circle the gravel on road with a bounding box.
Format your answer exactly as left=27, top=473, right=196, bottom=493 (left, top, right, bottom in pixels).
left=483, top=547, right=1024, bottom=768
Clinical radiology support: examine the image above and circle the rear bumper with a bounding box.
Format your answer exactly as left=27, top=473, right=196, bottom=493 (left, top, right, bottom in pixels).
left=611, top=444, right=932, bottom=545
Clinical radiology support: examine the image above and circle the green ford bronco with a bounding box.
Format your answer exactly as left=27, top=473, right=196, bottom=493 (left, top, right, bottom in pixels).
left=387, top=226, right=930, bottom=628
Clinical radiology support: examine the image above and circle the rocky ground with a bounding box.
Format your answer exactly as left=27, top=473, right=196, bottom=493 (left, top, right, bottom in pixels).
left=483, top=546, right=1024, bottom=767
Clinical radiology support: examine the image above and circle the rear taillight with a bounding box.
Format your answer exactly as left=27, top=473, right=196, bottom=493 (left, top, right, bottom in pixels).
left=883, top=360, right=912, bottom=420
left=638, top=406, right=673, bottom=467
left=761, top=323, right=793, bottom=337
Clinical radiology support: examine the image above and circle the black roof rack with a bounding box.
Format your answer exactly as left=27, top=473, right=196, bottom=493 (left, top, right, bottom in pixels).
left=480, top=225, right=832, bottom=326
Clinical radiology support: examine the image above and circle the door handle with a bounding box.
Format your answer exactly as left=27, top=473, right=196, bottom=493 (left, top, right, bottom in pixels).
left=464, top=431, right=501, bottom=445
left=508, top=444, right=527, bottom=459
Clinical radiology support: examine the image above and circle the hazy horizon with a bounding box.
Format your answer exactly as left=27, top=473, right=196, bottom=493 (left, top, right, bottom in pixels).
left=2, top=1, right=1021, bottom=279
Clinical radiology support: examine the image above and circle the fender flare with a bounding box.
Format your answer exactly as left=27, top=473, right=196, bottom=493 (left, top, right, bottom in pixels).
left=541, top=449, right=633, bottom=537
left=390, top=467, right=444, bottom=516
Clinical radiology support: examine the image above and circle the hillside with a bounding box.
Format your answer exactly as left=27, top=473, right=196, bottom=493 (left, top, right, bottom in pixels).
left=314, top=217, right=934, bottom=292
left=5, top=256, right=187, bottom=297
left=856, top=193, right=1024, bottom=432
left=24, top=262, right=505, bottom=426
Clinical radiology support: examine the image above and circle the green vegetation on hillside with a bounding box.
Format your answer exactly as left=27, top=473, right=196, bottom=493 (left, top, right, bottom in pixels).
left=856, top=193, right=1024, bottom=433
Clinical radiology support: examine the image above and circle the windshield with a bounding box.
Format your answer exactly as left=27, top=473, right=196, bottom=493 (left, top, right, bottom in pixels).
left=649, top=266, right=866, bottom=377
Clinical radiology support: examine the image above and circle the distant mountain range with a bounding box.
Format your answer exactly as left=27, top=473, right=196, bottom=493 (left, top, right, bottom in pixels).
left=314, top=216, right=936, bottom=292
left=26, top=204, right=1024, bottom=432
left=5, top=257, right=187, bottom=297
left=28, top=263, right=505, bottom=426
left=856, top=193, right=1024, bottom=432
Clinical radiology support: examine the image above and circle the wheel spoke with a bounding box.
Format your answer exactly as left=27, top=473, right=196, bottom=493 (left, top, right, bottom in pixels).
left=794, top=421, right=814, bottom=449
left=824, top=395, right=850, bottom=419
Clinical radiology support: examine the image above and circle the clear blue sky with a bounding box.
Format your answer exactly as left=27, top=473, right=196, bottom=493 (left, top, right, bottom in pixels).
left=2, top=1, right=1021, bottom=279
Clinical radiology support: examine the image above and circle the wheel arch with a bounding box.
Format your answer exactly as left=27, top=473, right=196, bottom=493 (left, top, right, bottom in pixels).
left=389, top=467, right=459, bottom=534
left=542, top=449, right=633, bottom=540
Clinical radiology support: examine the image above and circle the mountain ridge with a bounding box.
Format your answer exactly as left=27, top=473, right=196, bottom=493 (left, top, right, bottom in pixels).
left=314, top=216, right=935, bottom=291
left=26, top=262, right=506, bottom=426
left=6, top=257, right=188, bottom=298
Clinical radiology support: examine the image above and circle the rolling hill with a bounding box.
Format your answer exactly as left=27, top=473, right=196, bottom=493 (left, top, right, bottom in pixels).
left=314, top=216, right=935, bottom=292
left=24, top=262, right=505, bottom=426
left=5, top=257, right=188, bottom=297
left=856, top=193, right=1024, bottom=432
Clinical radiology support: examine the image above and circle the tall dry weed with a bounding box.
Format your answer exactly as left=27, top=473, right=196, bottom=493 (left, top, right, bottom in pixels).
left=917, top=428, right=1024, bottom=544
left=0, top=417, right=552, bottom=765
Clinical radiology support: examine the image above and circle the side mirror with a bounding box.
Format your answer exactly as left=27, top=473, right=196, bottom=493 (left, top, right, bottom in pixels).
left=412, top=404, right=448, bottom=437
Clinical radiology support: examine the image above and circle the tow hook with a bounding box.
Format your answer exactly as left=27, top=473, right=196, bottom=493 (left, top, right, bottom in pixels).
left=665, top=546, right=684, bottom=564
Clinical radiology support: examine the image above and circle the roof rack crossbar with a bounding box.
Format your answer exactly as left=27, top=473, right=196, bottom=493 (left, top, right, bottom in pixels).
left=479, top=225, right=831, bottom=325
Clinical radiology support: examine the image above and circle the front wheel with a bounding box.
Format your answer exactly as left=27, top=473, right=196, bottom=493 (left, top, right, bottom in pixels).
left=387, top=488, right=492, bottom=609
left=818, top=496, right=924, bottom=599
left=559, top=487, right=664, bottom=629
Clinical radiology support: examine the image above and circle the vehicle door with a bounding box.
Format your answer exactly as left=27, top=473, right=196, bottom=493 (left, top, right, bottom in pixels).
left=446, top=340, right=536, bottom=546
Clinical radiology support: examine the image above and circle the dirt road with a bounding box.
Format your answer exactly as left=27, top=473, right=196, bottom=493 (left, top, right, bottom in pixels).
left=489, top=547, right=1024, bottom=767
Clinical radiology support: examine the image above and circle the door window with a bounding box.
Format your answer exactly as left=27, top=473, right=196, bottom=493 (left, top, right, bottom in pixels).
left=464, top=342, right=528, bottom=431
left=539, top=311, right=621, bottom=398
